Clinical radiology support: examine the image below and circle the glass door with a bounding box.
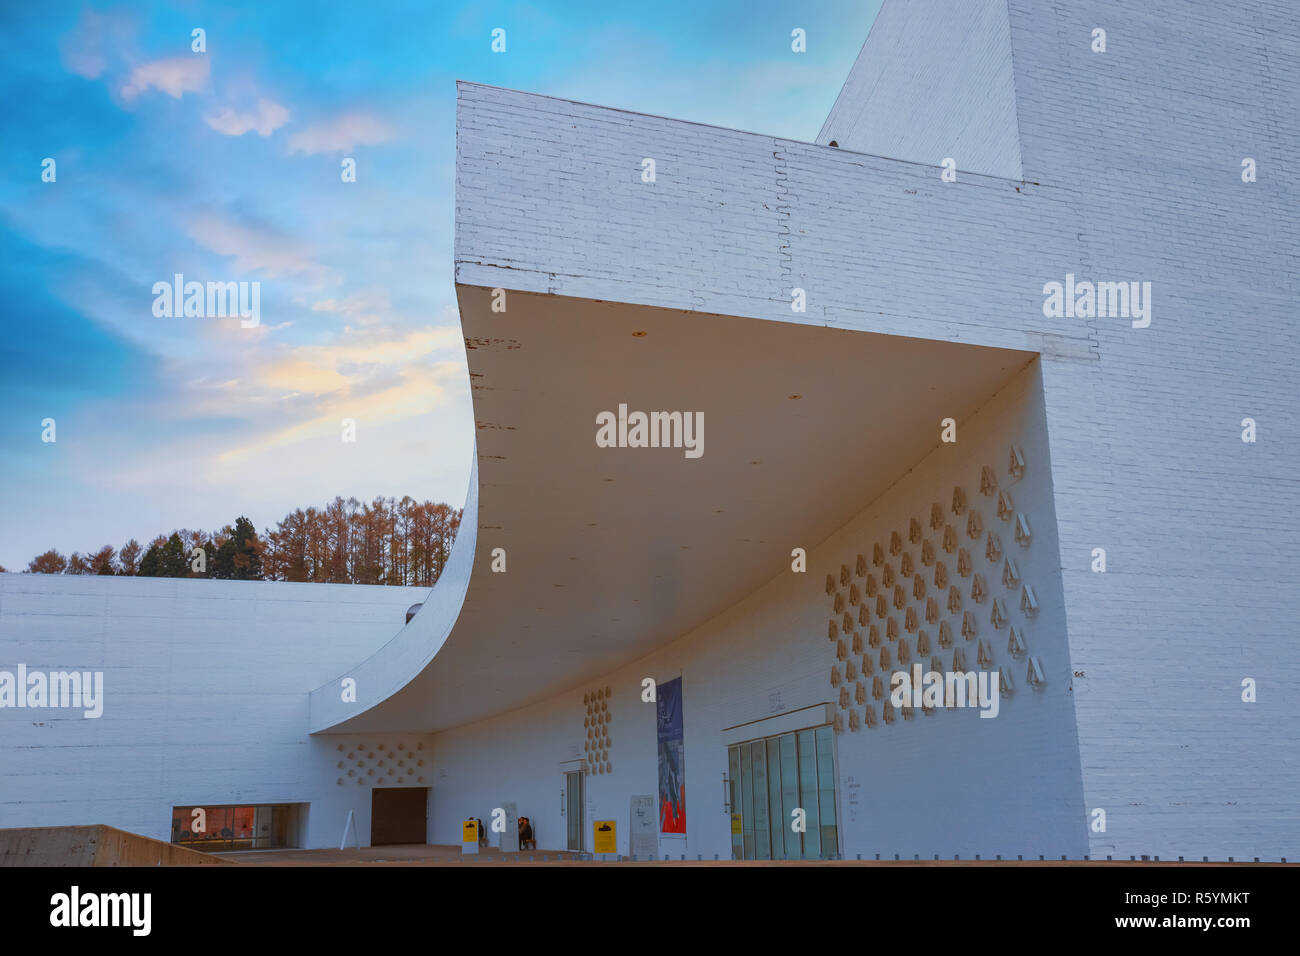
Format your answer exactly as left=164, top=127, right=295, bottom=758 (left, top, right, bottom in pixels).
left=728, top=747, right=743, bottom=859
left=565, top=771, right=584, bottom=851
left=728, top=725, right=838, bottom=860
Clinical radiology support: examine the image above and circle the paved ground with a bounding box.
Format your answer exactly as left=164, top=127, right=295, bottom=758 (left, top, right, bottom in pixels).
left=213, top=844, right=592, bottom=865
left=210, top=844, right=1281, bottom=866
left=215, top=844, right=766, bottom=865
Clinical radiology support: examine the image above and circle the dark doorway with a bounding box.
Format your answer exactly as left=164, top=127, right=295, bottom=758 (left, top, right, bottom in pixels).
left=566, top=771, right=584, bottom=851
left=370, top=788, right=428, bottom=845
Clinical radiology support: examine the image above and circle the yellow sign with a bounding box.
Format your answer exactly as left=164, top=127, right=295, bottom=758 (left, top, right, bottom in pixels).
left=462, top=819, right=479, bottom=843
left=593, top=820, right=616, bottom=854
left=731, top=813, right=742, bottom=835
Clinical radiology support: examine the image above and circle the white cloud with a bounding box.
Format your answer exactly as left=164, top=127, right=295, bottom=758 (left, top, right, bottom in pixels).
left=121, top=56, right=210, bottom=100
left=311, top=289, right=391, bottom=326
left=187, top=217, right=334, bottom=284
left=288, top=113, right=394, bottom=155
left=61, top=10, right=134, bottom=79
left=205, top=98, right=291, bottom=137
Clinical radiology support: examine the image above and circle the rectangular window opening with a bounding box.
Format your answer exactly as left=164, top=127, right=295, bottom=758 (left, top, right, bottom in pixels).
left=727, top=724, right=839, bottom=861
left=170, top=803, right=305, bottom=852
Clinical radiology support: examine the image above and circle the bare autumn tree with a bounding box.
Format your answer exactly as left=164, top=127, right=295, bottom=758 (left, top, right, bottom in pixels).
left=27, top=549, right=68, bottom=574
left=88, top=545, right=116, bottom=575
left=118, top=539, right=143, bottom=575
left=260, top=495, right=461, bottom=586
left=22, top=496, right=461, bottom=586
left=410, top=503, right=436, bottom=586
left=408, top=501, right=459, bottom=586
left=324, top=497, right=350, bottom=583
left=393, top=496, right=415, bottom=586
left=260, top=522, right=283, bottom=582
left=284, top=513, right=306, bottom=583
left=306, top=507, right=329, bottom=582
left=361, top=497, right=390, bottom=585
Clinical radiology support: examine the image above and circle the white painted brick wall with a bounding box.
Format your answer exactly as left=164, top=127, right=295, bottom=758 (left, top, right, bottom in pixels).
left=817, top=0, right=1024, bottom=180
left=453, top=0, right=1300, bottom=859
left=5, top=0, right=1293, bottom=861
left=0, top=573, right=430, bottom=847
left=455, top=82, right=1086, bottom=356
left=1002, top=0, right=1300, bottom=861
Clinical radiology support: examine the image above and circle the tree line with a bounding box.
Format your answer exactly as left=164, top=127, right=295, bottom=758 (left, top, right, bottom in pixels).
left=16, top=496, right=462, bottom=587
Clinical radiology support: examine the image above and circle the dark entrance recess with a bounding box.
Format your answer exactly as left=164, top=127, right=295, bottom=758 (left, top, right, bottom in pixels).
left=370, top=787, right=429, bottom=845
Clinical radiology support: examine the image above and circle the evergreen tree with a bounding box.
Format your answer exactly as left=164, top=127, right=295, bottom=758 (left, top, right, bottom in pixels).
left=160, top=533, right=188, bottom=577
left=214, top=516, right=263, bottom=580
left=137, top=544, right=162, bottom=577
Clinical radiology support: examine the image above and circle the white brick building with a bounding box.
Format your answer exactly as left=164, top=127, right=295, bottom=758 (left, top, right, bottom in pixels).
left=3, top=0, right=1296, bottom=862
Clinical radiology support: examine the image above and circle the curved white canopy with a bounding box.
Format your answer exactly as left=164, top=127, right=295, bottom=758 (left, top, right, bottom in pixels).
left=310, top=286, right=1031, bottom=734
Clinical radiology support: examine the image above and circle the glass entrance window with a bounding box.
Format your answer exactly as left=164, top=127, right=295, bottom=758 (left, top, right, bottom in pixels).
left=727, top=725, right=839, bottom=860
left=779, top=733, right=799, bottom=859
left=750, top=740, right=771, bottom=859
left=565, top=771, right=584, bottom=851
left=740, top=743, right=755, bottom=859
left=766, top=737, right=784, bottom=859
left=728, top=747, right=743, bottom=859
left=798, top=728, right=822, bottom=859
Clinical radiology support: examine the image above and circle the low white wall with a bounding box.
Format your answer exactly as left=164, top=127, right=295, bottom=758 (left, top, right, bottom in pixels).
left=0, top=573, right=429, bottom=847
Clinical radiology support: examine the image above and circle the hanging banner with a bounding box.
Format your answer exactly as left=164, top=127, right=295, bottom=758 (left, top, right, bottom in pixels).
left=656, top=677, right=686, bottom=834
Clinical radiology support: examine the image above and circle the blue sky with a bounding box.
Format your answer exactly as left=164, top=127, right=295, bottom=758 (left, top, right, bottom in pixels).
left=0, top=0, right=880, bottom=570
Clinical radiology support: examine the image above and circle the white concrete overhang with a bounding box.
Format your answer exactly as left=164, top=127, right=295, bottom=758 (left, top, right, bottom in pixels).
left=310, top=286, right=1033, bottom=734
left=306, top=81, right=1061, bottom=735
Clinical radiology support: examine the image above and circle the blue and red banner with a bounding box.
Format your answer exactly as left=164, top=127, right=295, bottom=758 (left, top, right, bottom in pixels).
left=656, top=677, right=686, bottom=834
